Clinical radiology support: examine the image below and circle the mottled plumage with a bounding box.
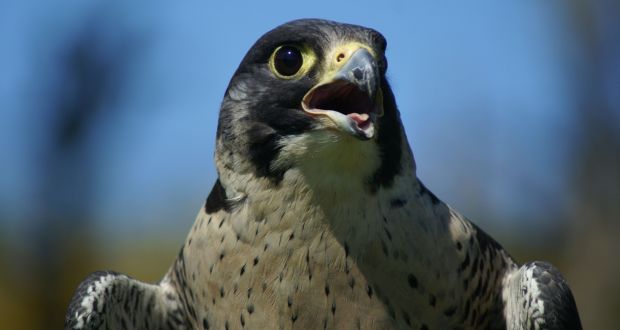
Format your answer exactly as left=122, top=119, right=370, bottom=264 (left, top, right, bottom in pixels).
left=66, top=19, right=581, bottom=329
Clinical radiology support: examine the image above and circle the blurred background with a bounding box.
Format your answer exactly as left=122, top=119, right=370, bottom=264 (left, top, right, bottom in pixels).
left=1, top=0, right=618, bottom=328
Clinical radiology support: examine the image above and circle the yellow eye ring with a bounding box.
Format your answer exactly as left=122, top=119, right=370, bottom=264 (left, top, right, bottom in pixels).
left=269, top=44, right=316, bottom=79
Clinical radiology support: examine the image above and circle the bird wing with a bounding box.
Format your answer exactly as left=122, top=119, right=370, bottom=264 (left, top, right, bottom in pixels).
left=504, top=261, right=582, bottom=330
left=65, top=271, right=188, bottom=329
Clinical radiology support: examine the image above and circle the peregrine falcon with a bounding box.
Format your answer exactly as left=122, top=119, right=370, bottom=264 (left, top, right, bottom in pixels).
left=65, top=19, right=582, bottom=329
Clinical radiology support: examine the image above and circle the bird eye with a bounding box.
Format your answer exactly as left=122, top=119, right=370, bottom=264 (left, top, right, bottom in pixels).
left=273, top=46, right=303, bottom=77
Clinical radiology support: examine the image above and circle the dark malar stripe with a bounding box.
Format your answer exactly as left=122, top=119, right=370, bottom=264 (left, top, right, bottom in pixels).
left=205, top=179, right=231, bottom=213
left=368, top=79, right=403, bottom=193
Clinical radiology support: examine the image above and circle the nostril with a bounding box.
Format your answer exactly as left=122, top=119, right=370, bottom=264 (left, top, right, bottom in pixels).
left=336, top=53, right=345, bottom=62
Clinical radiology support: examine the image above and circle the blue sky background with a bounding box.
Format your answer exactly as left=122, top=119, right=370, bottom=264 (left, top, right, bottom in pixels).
left=2, top=1, right=620, bottom=328
left=0, top=1, right=604, bottom=241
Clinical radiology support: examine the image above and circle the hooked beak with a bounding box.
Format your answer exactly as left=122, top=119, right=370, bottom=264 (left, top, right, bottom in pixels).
left=302, top=47, right=384, bottom=140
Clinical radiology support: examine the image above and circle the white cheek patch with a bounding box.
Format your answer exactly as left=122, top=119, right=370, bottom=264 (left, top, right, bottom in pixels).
left=272, top=130, right=381, bottom=186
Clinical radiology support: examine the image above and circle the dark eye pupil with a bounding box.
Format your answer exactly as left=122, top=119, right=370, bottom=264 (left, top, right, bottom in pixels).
left=274, top=46, right=303, bottom=76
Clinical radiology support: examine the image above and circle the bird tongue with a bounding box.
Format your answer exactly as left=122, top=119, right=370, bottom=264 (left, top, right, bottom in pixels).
left=348, top=113, right=371, bottom=128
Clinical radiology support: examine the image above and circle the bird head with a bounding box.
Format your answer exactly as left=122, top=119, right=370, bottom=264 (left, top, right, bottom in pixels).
left=216, top=19, right=406, bottom=192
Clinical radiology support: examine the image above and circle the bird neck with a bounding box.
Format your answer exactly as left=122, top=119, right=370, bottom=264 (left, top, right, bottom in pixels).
left=213, top=130, right=421, bottom=247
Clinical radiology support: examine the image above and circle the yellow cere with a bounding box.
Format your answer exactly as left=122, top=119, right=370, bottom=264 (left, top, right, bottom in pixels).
left=318, top=42, right=377, bottom=85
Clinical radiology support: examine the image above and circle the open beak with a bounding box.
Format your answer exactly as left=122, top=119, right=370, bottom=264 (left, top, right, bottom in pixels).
left=302, top=47, right=384, bottom=140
